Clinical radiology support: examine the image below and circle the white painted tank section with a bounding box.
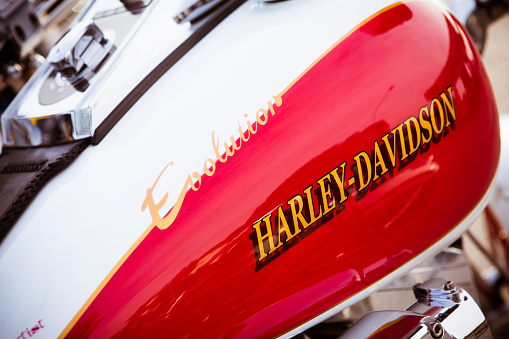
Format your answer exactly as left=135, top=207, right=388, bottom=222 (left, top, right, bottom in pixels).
left=0, top=0, right=433, bottom=337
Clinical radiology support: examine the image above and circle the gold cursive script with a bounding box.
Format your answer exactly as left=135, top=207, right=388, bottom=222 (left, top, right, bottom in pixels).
left=142, top=95, right=283, bottom=230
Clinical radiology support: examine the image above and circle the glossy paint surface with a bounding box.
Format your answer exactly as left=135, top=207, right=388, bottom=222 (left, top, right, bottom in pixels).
left=65, top=2, right=499, bottom=338
left=0, top=1, right=401, bottom=338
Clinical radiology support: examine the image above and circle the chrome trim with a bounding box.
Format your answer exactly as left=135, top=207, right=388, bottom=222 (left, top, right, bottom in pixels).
left=47, top=20, right=116, bottom=92
left=6, top=106, right=92, bottom=147
left=340, top=310, right=447, bottom=339
left=407, top=278, right=492, bottom=339
left=174, top=0, right=227, bottom=24
left=340, top=278, right=492, bottom=339
left=413, top=279, right=462, bottom=305
left=0, top=0, right=157, bottom=151
left=119, top=0, right=151, bottom=12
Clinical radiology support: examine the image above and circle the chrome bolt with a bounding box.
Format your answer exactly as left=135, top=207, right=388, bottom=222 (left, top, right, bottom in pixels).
left=443, top=281, right=455, bottom=290
left=428, top=321, right=444, bottom=339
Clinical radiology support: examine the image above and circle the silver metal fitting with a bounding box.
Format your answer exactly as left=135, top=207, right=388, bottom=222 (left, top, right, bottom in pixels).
left=47, top=21, right=116, bottom=92
left=174, top=0, right=227, bottom=24
left=413, top=278, right=461, bottom=305
left=340, top=278, right=492, bottom=339
left=0, top=0, right=154, bottom=150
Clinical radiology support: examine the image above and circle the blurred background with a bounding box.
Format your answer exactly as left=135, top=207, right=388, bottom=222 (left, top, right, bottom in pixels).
left=484, top=12, right=509, bottom=116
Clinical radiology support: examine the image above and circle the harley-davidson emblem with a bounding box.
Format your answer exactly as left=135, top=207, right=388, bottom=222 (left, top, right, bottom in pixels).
left=251, top=85, right=457, bottom=271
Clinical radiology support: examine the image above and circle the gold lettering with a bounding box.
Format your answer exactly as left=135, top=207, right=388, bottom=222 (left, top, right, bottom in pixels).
left=353, top=151, right=372, bottom=192
left=142, top=163, right=195, bottom=230
left=203, top=159, right=216, bottom=177
left=142, top=163, right=171, bottom=229
left=303, top=185, right=322, bottom=225
left=252, top=213, right=278, bottom=261
left=244, top=114, right=258, bottom=135
left=317, top=173, right=335, bottom=215
left=393, top=123, right=409, bottom=161
left=430, top=97, right=445, bottom=134
left=372, top=141, right=388, bottom=181
left=273, top=94, right=283, bottom=107
left=144, top=94, right=283, bottom=232
left=276, top=205, right=300, bottom=247
left=229, top=135, right=241, bottom=151
left=268, top=101, right=277, bottom=116
left=440, top=86, right=456, bottom=127
left=212, top=131, right=228, bottom=163
left=288, top=194, right=310, bottom=229
left=381, top=133, right=397, bottom=168
left=256, top=109, right=269, bottom=125
left=268, top=94, right=283, bottom=115
left=329, top=162, right=348, bottom=204
left=404, top=116, right=421, bottom=155
left=419, top=105, right=432, bottom=145
left=238, top=122, right=250, bottom=143
left=188, top=172, right=202, bottom=191
left=223, top=140, right=235, bottom=158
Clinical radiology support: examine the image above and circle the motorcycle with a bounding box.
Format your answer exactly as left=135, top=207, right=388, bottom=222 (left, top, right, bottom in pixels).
left=0, top=0, right=505, bottom=338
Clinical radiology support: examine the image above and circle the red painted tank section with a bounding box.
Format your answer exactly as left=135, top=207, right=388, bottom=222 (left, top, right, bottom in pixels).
left=65, top=2, right=500, bottom=338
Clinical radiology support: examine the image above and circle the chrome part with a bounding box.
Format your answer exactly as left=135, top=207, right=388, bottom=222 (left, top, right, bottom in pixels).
left=340, top=310, right=450, bottom=339
left=0, top=0, right=40, bottom=49
left=47, top=21, right=115, bottom=91
left=429, top=321, right=444, bottom=339
left=6, top=106, right=91, bottom=147
left=4, top=62, right=24, bottom=91
left=0, top=61, right=94, bottom=149
left=21, top=0, right=83, bottom=57
left=93, top=0, right=152, bottom=18
left=340, top=278, right=491, bottom=339
left=1, top=0, right=158, bottom=150
left=407, top=278, right=492, bottom=339
left=0, top=1, right=81, bottom=95
left=120, top=0, right=150, bottom=12
left=342, top=247, right=479, bottom=320
left=413, top=279, right=461, bottom=304
left=294, top=248, right=487, bottom=339
left=174, top=0, right=227, bottom=24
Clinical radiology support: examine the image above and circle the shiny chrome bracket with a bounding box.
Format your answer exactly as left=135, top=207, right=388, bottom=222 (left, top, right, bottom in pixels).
left=408, top=279, right=492, bottom=338
left=0, top=19, right=109, bottom=151
left=0, top=21, right=114, bottom=150
left=47, top=21, right=116, bottom=92
left=174, top=0, right=227, bottom=24
left=3, top=106, right=92, bottom=148
left=340, top=278, right=492, bottom=339
left=340, top=310, right=447, bottom=339
left=0, top=0, right=157, bottom=153
left=0, top=57, right=94, bottom=152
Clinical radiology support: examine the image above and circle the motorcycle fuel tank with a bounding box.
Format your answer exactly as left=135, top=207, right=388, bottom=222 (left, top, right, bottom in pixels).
left=0, top=0, right=500, bottom=338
